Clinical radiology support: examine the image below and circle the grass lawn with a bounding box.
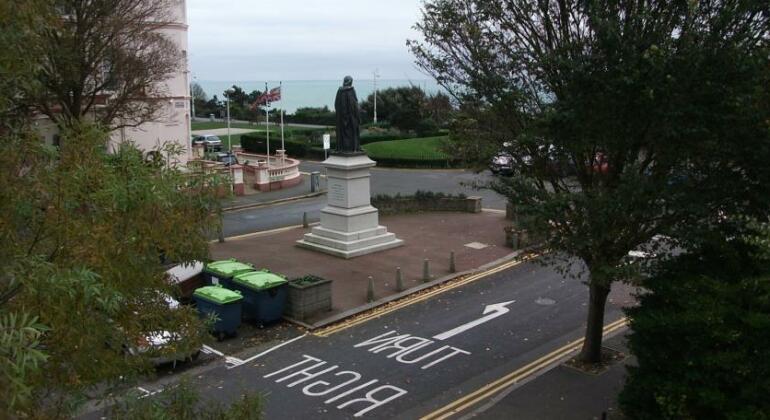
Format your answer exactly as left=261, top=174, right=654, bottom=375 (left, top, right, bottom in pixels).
left=362, top=136, right=450, bottom=160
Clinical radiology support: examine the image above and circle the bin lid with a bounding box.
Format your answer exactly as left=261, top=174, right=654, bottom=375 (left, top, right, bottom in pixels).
left=193, top=285, right=242, bottom=304
left=233, top=270, right=287, bottom=290
left=205, top=259, right=254, bottom=277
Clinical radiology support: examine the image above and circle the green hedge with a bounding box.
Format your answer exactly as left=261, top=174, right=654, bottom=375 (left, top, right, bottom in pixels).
left=359, top=130, right=445, bottom=145
left=240, top=133, right=309, bottom=157
left=369, top=155, right=460, bottom=169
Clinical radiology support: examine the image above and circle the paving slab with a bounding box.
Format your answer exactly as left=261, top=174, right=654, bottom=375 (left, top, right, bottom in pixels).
left=210, top=211, right=512, bottom=324
left=472, top=333, right=633, bottom=420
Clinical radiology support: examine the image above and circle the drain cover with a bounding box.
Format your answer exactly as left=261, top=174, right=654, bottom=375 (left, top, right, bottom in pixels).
left=535, top=297, right=556, bottom=306
left=464, top=242, right=489, bottom=249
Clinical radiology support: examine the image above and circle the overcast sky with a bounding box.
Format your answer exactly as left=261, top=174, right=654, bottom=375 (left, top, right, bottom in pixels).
left=187, top=0, right=429, bottom=81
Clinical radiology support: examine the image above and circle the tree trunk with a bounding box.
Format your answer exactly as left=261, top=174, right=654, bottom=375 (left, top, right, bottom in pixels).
left=579, top=282, right=611, bottom=363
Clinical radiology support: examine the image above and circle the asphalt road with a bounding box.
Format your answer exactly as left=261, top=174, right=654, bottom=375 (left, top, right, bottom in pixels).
left=222, top=165, right=506, bottom=237
left=173, top=258, right=632, bottom=419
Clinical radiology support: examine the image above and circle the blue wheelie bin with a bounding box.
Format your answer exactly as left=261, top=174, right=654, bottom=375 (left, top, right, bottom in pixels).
left=202, top=259, right=255, bottom=288
left=193, top=285, right=243, bottom=340
left=231, top=270, right=288, bottom=325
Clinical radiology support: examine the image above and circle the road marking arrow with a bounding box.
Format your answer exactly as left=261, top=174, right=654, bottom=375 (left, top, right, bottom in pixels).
left=432, top=300, right=516, bottom=341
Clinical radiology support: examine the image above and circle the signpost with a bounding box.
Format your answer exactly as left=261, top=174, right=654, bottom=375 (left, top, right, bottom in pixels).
left=323, top=133, right=330, bottom=160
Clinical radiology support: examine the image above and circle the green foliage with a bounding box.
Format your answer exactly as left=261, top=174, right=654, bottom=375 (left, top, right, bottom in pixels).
left=109, top=379, right=264, bottom=419
left=620, top=238, right=770, bottom=419
left=0, top=125, right=223, bottom=416
left=411, top=0, right=770, bottom=361
left=0, top=311, right=48, bottom=413
left=285, top=106, right=336, bottom=126
left=240, top=133, right=310, bottom=157
left=372, top=191, right=467, bottom=202
left=360, top=86, right=454, bottom=134
left=363, top=136, right=458, bottom=168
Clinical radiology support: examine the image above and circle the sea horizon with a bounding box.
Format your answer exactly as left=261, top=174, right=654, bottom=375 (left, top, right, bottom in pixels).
left=196, top=79, right=442, bottom=113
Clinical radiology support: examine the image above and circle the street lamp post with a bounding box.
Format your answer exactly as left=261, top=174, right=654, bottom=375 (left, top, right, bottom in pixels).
left=373, top=69, right=379, bottom=124
left=224, top=89, right=234, bottom=194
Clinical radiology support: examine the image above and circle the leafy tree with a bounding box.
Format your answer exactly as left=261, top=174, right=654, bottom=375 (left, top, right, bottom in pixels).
left=0, top=1, right=237, bottom=417
left=360, top=86, right=425, bottom=132
left=288, top=106, right=336, bottom=126
left=21, top=0, right=182, bottom=129
left=0, top=123, right=225, bottom=416
left=224, top=85, right=248, bottom=108
left=191, top=82, right=208, bottom=118
left=191, top=82, right=208, bottom=103
left=619, top=232, right=770, bottom=419
left=410, top=0, right=770, bottom=362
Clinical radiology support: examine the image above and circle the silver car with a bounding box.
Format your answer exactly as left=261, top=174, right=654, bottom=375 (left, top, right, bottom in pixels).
left=192, top=134, right=222, bottom=152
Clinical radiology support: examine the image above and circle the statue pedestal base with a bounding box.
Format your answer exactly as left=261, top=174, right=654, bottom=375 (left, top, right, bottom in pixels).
left=296, top=153, right=403, bottom=258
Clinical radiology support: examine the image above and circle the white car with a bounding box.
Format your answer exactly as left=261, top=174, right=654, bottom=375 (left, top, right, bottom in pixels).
left=192, top=134, right=222, bottom=152
left=127, top=295, right=200, bottom=367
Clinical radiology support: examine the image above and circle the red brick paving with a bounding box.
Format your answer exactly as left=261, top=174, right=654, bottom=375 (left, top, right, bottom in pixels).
left=210, top=211, right=511, bottom=324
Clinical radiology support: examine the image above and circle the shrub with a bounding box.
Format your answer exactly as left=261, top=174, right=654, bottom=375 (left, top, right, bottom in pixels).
left=240, top=134, right=309, bottom=157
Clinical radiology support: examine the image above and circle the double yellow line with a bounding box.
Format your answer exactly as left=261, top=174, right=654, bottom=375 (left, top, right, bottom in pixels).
left=421, top=317, right=629, bottom=420
left=314, top=255, right=535, bottom=337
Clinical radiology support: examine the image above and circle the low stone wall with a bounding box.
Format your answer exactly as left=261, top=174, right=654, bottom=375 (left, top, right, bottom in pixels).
left=285, top=276, right=333, bottom=321
left=372, top=195, right=482, bottom=216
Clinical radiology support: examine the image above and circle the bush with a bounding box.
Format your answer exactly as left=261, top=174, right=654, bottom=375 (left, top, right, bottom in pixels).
left=619, top=240, right=770, bottom=419
left=284, top=106, right=336, bottom=126
left=369, top=155, right=460, bottom=168
left=240, top=133, right=309, bottom=157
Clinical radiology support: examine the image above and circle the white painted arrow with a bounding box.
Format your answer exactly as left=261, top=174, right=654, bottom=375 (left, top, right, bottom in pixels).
left=432, top=300, right=516, bottom=341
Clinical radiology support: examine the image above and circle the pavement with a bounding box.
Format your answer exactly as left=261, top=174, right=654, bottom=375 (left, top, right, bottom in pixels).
left=469, top=333, right=632, bottom=420
left=211, top=211, right=513, bottom=325
left=221, top=172, right=327, bottom=211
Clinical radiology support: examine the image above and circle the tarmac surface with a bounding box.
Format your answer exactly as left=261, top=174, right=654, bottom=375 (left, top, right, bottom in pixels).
left=138, top=255, right=634, bottom=419
left=471, top=333, right=632, bottom=420
left=211, top=211, right=512, bottom=324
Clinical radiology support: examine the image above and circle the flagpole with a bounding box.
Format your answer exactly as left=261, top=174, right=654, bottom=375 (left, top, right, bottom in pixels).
left=265, top=82, right=270, bottom=168
left=280, top=81, right=285, bottom=153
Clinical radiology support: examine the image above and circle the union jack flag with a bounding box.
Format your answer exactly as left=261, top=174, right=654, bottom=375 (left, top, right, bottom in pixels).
left=250, top=86, right=281, bottom=109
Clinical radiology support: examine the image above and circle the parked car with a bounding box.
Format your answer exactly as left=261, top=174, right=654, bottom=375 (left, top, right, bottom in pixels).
left=215, top=152, right=238, bottom=166
left=192, top=134, right=222, bottom=152
left=490, top=144, right=575, bottom=177
left=489, top=152, right=514, bottom=175
left=126, top=294, right=200, bottom=367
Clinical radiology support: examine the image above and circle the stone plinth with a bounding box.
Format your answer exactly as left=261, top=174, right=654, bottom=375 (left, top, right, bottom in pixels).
left=297, top=153, right=403, bottom=258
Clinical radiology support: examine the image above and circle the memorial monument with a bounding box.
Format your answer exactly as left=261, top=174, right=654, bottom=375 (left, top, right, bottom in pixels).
left=296, top=76, right=403, bottom=258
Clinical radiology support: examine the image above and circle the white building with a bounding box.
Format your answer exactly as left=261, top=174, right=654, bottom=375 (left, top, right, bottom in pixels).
left=37, top=0, right=192, bottom=164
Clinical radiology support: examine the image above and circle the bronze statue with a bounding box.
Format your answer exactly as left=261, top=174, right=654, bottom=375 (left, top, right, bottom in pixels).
left=334, top=76, right=360, bottom=153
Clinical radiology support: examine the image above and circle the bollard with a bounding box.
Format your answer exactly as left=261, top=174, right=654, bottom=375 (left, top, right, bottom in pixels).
left=302, top=212, right=309, bottom=228
left=449, top=251, right=456, bottom=273
left=217, top=214, right=225, bottom=243
left=422, top=259, right=431, bottom=282
left=396, top=267, right=404, bottom=292
left=366, top=276, right=375, bottom=302
left=310, top=171, right=320, bottom=193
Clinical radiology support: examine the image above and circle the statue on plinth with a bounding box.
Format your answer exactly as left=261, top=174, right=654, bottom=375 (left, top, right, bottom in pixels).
left=334, top=76, right=361, bottom=153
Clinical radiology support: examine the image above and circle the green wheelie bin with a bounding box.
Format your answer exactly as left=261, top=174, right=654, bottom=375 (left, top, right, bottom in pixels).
left=193, top=285, right=243, bottom=340
left=231, top=270, right=288, bottom=325
left=202, top=259, right=255, bottom=288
